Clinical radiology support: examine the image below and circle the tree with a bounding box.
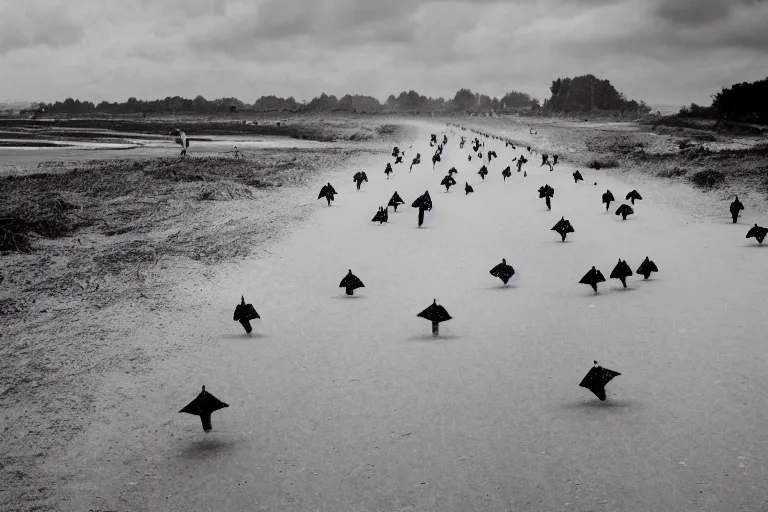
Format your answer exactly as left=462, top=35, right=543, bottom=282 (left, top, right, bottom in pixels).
left=452, top=88, right=475, bottom=110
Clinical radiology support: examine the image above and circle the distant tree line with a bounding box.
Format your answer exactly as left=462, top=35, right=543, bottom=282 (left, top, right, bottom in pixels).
left=710, top=77, right=768, bottom=124
left=35, top=88, right=541, bottom=116
left=543, top=74, right=651, bottom=113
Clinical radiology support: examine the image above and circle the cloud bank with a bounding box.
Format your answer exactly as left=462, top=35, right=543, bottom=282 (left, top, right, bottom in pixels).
left=0, top=0, right=766, bottom=105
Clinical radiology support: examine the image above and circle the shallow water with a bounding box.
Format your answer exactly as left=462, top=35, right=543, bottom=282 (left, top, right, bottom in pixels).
left=0, top=134, right=344, bottom=168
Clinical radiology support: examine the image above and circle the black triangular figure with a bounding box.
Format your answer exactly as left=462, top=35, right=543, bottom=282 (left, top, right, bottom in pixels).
left=395, top=155, right=403, bottom=164
left=384, top=163, right=393, bottom=178
left=339, top=269, right=364, bottom=295
left=579, top=362, right=621, bottom=401
left=417, top=299, right=452, bottom=336
left=626, top=190, right=642, bottom=205
left=602, top=190, right=615, bottom=211
left=636, top=256, right=658, bottom=279
left=465, top=182, right=474, bottom=195
left=746, top=224, right=768, bottom=244
left=412, top=190, right=432, bottom=227
left=609, top=259, right=633, bottom=288
left=372, top=206, right=388, bottom=224
left=478, top=165, right=488, bottom=179
left=489, top=258, right=515, bottom=284
left=441, top=175, right=456, bottom=191
left=502, top=167, right=511, bottom=181
left=388, top=191, right=404, bottom=212
left=730, top=196, right=744, bottom=223
left=573, top=170, right=583, bottom=183
left=233, top=296, right=260, bottom=333
left=579, top=266, right=606, bottom=293
left=448, top=167, right=459, bottom=176
left=615, top=204, right=634, bottom=220
left=179, top=385, right=229, bottom=432
left=551, top=216, right=574, bottom=241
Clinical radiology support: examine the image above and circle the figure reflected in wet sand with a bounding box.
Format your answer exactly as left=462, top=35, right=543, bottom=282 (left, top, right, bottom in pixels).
left=610, top=259, right=633, bottom=288
left=746, top=223, right=768, bottom=244
left=318, top=182, right=337, bottom=206
left=388, top=191, right=405, bottom=212
left=489, top=258, right=515, bottom=284
left=233, top=296, right=260, bottom=333
left=615, top=204, right=634, bottom=220
left=579, top=361, right=621, bottom=401
left=412, top=190, right=433, bottom=227
left=730, top=196, right=744, bottom=223
left=417, top=299, right=452, bottom=336
left=636, top=256, right=658, bottom=279
left=551, top=216, right=574, bottom=241
left=602, top=190, right=615, bottom=211
left=339, top=269, right=365, bottom=295
left=179, top=385, right=229, bottom=432
left=579, top=266, right=606, bottom=293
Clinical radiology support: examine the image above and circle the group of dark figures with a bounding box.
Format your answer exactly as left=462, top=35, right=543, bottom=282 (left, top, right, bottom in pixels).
left=181, top=126, right=768, bottom=431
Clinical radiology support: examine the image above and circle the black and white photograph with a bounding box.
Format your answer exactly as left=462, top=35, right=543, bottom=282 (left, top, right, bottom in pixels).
left=1, top=0, right=768, bottom=510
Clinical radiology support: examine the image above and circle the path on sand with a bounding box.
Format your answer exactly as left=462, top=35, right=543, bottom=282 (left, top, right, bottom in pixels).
left=57, top=121, right=767, bottom=512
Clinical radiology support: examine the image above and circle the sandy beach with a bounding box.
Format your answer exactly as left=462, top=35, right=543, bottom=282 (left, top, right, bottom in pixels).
left=2, top=114, right=767, bottom=511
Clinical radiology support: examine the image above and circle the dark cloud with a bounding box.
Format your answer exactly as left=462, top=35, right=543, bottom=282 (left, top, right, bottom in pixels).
left=653, top=0, right=766, bottom=26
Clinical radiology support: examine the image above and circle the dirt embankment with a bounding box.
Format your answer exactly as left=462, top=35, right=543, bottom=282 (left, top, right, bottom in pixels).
left=0, top=119, right=414, bottom=512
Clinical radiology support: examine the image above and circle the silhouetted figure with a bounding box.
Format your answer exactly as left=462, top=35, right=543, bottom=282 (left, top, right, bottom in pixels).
left=478, top=165, right=488, bottom=180
left=372, top=206, right=388, bottom=224
left=441, top=174, right=457, bottom=192
left=602, top=190, right=615, bottom=211
left=502, top=166, right=511, bottom=181
left=430, top=134, right=437, bottom=145
left=610, top=259, right=633, bottom=288
left=516, top=155, right=528, bottom=172
left=318, top=182, right=337, bottom=206
left=388, top=191, right=404, bottom=212
left=636, top=257, right=658, bottom=280
left=551, top=216, right=574, bottom=241
left=384, top=163, right=393, bottom=179
left=410, top=153, right=421, bottom=172
left=540, top=154, right=549, bottom=166
left=526, top=146, right=531, bottom=153
left=626, top=190, right=642, bottom=205
left=730, top=196, right=744, bottom=223
left=553, top=155, right=559, bottom=165
left=538, top=184, right=554, bottom=210
left=443, top=134, right=448, bottom=145
left=579, top=361, right=621, bottom=401
left=339, top=269, right=364, bottom=296
left=573, top=170, right=584, bottom=183
left=417, top=299, right=452, bottom=336
left=489, top=258, right=515, bottom=285
left=392, top=146, right=400, bottom=157
left=353, top=171, right=368, bottom=190
left=579, top=266, right=606, bottom=293
left=179, top=385, right=229, bottom=432
left=448, top=166, right=458, bottom=176
left=468, top=155, right=472, bottom=161
left=746, top=223, right=768, bottom=244
left=465, top=182, right=474, bottom=195
left=432, top=151, right=441, bottom=169
left=488, top=150, right=497, bottom=162
left=395, top=155, right=403, bottom=164
left=412, top=190, right=432, bottom=227
left=169, top=128, right=189, bottom=157
left=615, top=204, right=634, bottom=220
left=460, top=137, right=466, bottom=149
left=478, top=152, right=483, bottom=159
left=233, top=296, right=260, bottom=334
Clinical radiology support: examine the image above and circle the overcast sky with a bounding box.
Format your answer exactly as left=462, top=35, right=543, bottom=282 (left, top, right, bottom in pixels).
left=1, top=0, right=766, bottom=106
